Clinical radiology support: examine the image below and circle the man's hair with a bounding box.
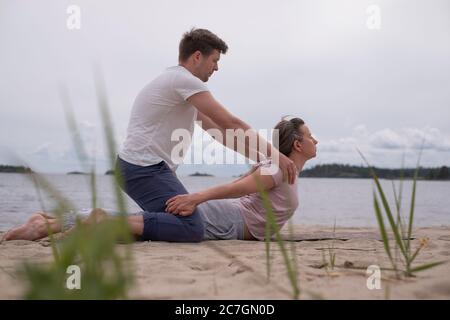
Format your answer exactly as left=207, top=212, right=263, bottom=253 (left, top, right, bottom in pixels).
left=274, top=117, right=305, bottom=157
left=179, top=28, right=228, bottom=62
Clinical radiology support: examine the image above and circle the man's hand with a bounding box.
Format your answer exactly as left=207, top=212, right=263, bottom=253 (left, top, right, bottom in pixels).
left=277, top=152, right=297, bottom=184
left=165, top=194, right=200, bottom=216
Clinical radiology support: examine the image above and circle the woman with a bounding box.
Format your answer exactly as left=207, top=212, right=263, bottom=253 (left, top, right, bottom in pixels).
left=1, top=117, right=318, bottom=242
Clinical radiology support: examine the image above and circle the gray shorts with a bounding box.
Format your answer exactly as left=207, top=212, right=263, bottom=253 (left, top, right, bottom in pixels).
left=197, top=199, right=245, bottom=240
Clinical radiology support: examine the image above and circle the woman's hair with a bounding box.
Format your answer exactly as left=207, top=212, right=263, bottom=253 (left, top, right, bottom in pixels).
left=273, top=117, right=305, bottom=156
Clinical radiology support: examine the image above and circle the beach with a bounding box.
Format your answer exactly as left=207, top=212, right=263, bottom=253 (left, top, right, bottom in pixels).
left=1, top=225, right=450, bottom=300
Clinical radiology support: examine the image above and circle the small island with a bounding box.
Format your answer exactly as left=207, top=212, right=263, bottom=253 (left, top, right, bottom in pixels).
left=67, top=171, right=88, bottom=175
left=189, top=172, right=214, bottom=177
left=0, top=165, right=32, bottom=173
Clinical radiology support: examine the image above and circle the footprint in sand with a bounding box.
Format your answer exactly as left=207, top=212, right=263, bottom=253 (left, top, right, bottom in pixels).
left=188, top=262, right=218, bottom=271
left=164, top=277, right=196, bottom=285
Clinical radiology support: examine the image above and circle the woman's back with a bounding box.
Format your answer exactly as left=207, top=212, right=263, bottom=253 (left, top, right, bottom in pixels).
left=236, top=161, right=299, bottom=240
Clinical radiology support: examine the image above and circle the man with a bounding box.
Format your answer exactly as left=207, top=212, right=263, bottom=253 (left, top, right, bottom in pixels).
left=116, top=28, right=296, bottom=242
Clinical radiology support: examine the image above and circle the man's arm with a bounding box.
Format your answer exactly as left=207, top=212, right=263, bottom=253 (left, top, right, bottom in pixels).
left=189, top=91, right=297, bottom=183
left=196, top=111, right=263, bottom=162
left=190, top=92, right=246, bottom=130
left=191, top=92, right=269, bottom=163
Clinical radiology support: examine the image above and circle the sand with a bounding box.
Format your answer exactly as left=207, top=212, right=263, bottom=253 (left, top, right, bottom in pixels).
left=1, top=225, right=450, bottom=299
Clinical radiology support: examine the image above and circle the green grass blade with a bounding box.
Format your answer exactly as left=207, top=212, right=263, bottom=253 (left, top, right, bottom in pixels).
left=409, top=245, right=423, bottom=264
left=373, top=175, right=408, bottom=260
left=408, top=261, right=446, bottom=274
left=60, top=84, right=98, bottom=210
left=407, top=161, right=421, bottom=257
left=94, top=66, right=132, bottom=248
left=9, top=154, right=75, bottom=262
left=329, top=218, right=337, bottom=269
left=255, top=174, right=299, bottom=299
left=266, top=214, right=299, bottom=299
left=265, top=218, right=271, bottom=280
left=407, top=141, right=424, bottom=256
left=391, top=180, right=401, bottom=265
left=407, top=173, right=417, bottom=257
left=391, top=180, right=404, bottom=236
left=30, top=173, right=48, bottom=214
left=90, top=164, right=97, bottom=210
left=287, top=218, right=299, bottom=282
left=59, top=84, right=89, bottom=168
left=357, top=149, right=408, bottom=260
left=93, top=67, right=127, bottom=217
left=373, top=191, right=394, bottom=269
left=44, top=219, right=60, bottom=263
left=398, top=153, right=405, bottom=233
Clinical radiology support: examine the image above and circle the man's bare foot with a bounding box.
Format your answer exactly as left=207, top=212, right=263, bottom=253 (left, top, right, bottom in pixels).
left=1, top=213, right=51, bottom=242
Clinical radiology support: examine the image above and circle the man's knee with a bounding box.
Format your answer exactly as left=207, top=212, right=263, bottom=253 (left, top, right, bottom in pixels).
left=184, top=211, right=204, bottom=242
left=189, top=221, right=204, bottom=242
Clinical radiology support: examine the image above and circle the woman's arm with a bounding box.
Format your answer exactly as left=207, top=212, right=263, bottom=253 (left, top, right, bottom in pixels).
left=230, top=163, right=260, bottom=184
left=165, top=167, right=276, bottom=216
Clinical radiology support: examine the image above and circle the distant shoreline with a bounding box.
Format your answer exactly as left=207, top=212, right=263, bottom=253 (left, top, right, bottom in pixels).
left=0, top=165, right=32, bottom=174
left=1, top=164, right=449, bottom=180
left=299, top=164, right=450, bottom=181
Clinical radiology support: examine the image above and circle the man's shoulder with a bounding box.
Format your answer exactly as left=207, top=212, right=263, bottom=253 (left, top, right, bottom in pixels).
left=136, top=66, right=207, bottom=102
left=139, top=66, right=185, bottom=91
left=149, top=66, right=200, bottom=86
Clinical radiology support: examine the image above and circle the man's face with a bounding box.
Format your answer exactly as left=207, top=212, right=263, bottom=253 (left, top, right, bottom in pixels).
left=196, top=49, right=220, bottom=82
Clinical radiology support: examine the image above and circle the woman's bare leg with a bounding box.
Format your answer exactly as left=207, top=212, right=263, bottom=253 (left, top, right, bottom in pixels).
left=1, top=209, right=145, bottom=242
left=67, top=209, right=144, bottom=237
left=0, top=209, right=102, bottom=242
left=1, top=213, right=62, bottom=242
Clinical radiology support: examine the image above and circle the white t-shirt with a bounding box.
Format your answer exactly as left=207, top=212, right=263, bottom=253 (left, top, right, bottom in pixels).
left=119, top=66, right=208, bottom=171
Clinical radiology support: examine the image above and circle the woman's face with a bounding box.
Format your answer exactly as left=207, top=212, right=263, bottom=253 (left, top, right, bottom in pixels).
left=298, top=125, right=318, bottom=159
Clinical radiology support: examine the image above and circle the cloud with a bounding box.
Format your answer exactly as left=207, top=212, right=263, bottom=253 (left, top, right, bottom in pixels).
left=369, top=128, right=408, bottom=149
left=319, top=126, right=450, bottom=153
left=315, top=125, right=450, bottom=167
left=1, top=0, right=449, bottom=173
left=353, top=124, right=369, bottom=138
left=317, top=137, right=358, bottom=153
left=369, top=127, right=450, bottom=151
left=29, top=142, right=53, bottom=158
left=20, top=123, right=119, bottom=173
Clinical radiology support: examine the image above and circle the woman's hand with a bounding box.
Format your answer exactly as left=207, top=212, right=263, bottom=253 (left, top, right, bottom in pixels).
left=165, top=194, right=201, bottom=216
left=276, top=152, right=297, bottom=184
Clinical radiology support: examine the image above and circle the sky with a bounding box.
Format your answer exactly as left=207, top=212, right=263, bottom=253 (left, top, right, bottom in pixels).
left=0, top=0, right=449, bottom=176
